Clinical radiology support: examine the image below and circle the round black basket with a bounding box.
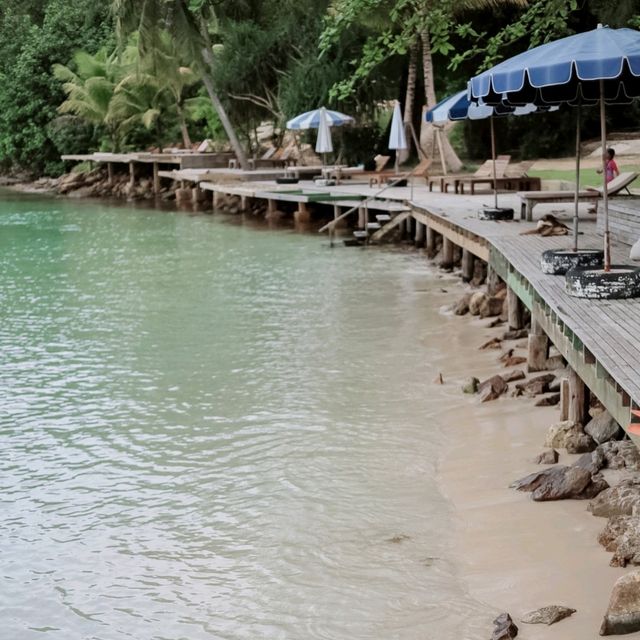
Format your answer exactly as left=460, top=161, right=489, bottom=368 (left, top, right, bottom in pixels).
left=541, top=249, right=604, bottom=275
left=276, top=177, right=299, bottom=185
left=565, top=264, right=640, bottom=299
left=478, top=207, right=514, bottom=221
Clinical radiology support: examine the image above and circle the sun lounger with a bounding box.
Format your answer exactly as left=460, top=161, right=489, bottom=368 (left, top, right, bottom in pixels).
left=428, top=155, right=511, bottom=193
left=373, top=158, right=432, bottom=186
left=325, top=155, right=392, bottom=186
left=517, top=171, right=639, bottom=221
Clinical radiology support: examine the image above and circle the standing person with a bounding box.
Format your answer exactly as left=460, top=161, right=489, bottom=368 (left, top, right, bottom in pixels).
left=597, top=147, right=620, bottom=184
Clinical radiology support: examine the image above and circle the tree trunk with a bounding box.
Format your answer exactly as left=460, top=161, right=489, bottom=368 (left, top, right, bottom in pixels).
left=419, top=29, right=463, bottom=173
left=400, top=42, right=418, bottom=164
left=197, top=17, right=249, bottom=170
left=176, top=104, right=192, bottom=149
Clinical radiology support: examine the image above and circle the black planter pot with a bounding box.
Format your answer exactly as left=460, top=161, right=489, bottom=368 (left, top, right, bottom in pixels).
left=541, top=249, right=604, bottom=275
left=478, top=207, right=514, bottom=221
left=276, top=177, right=299, bottom=184
left=565, top=265, right=640, bottom=299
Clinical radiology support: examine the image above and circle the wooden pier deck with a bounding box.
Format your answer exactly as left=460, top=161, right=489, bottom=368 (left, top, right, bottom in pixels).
left=409, top=192, right=640, bottom=436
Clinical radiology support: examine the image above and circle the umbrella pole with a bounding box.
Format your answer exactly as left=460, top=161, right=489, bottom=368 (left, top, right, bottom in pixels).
left=490, top=116, right=498, bottom=209
left=600, top=79, right=611, bottom=271
left=573, top=104, right=581, bottom=252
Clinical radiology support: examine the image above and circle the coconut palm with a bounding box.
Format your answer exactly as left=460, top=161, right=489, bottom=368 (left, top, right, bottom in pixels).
left=53, top=49, right=121, bottom=149
left=112, top=0, right=249, bottom=169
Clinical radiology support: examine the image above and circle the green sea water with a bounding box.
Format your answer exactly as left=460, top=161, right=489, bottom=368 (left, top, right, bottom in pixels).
left=0, top=192, right=488, bottom=639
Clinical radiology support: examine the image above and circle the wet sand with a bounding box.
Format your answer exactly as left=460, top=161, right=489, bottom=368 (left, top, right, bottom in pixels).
left=434, top=307, right=636, bottom=639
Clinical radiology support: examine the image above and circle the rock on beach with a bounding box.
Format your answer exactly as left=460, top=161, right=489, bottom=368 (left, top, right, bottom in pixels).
left=598, top=515, right=640, bottom=567
left=491, top=613, right=518, bottom=640
left=601, top=571, right=640, bottom=635
left=589, top=477, right=640, bottom=518
left=510, top=465, right=608, bottom=501
left=521, top=605, right=576, bottom=625
left=478, top=375, right=508, bottom=402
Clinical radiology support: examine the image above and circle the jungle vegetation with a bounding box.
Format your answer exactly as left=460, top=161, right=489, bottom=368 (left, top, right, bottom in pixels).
left=0, top=0, right=639, bottom=175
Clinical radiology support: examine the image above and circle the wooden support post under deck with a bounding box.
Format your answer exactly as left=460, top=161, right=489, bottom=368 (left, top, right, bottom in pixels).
left=241, top=195, right=249, bottom=212
left=213, top=190, right=220, bottom=209
left=568, top=368, right=589, bottom=424
left=357, top=206, right=365, bottom=228
left=528, top=316, right=549, bottom=372
left=426, top=226, right=437, bottom=257
left=507, top=286, right=524, bottom=330
left=191, top=185, right=204, bottom=204
left=295, top=201, right=310, bottom=223
left=152, top=162, right=160, bottom=194
left=486, top=265, right=502, bottom=295
left=128, top=162, right=136, bottom=190
left=560, top=378, right=570, bottom=421
left=461, top=249, right=475, bottom=282
left=441, top=237, right=454, bottom=270
left=107, top=162, right=114, bottom=186
left=414, top=221, right=425, bottom=245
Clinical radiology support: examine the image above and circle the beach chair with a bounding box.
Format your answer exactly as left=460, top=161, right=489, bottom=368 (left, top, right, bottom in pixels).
left=517, top=171, right=639, bottom=221
left=376, top=157, right=432, bottom=186
left=427, top=155, right=511, bottom=193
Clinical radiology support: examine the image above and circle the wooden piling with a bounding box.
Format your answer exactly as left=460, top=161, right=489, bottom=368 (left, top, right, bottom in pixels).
left=426, top=227, right=436, bottom=256
left=461, top=249, right=475, bottom=282
left=441, top=237, right=454, bottom=269
left=295, top=202, right=310, bottom=223
left=507, top=286, right=524, bottom=330
left=486, top=265, right=502, bottom=295
left=152, top=162, right=160, bottom=194
left=560, top=377, right=570, bottom=421
left=568, top=368, right=589, bottom=424
left=414, top=221, right=425, bottom=245
left=107, top=162, right=114, bottom=186
left=128, top=161, right=135, bottom=190
left=527, top=316, right=549, bottom=372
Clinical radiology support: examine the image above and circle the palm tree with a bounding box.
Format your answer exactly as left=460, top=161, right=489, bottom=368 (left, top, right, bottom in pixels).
left=53, top=49, right=121, bottom=150
left=112, top=0, right=249, bottom=169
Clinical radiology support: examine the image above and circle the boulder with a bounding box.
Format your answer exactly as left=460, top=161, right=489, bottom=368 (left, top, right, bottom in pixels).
left=600, top=571, right=640, bottom=635
left=469, top=291, right=486, bottom=316
left=503, top=369, right=526, bottom=383
left=511, top=465, right=608, bottom=501
left=478, top=375, right=508, bottom=402
left=534, top=449, right=559, bottom=465
left=584, top=411, right=623, bottom=445
left=453, top=293, right=472, bottom=316
left=503, top=328, right=529, bottom=340
left=589, top=478, right=640, bottom=518
left=598, top=515, right=640, bottom=567
left=516, top=373, right=555, bottom=397
left=479, top=296, right=505, bottom=318
left=492, top=613, right=518, bottom=640
left=535, top=393, right=561, bottom=407
left=502, top=355, right=527, bottom=367
left=521, top=605, right=576, bottom=625
left=545, top=355, right=566, bottom=370
left=479, top=337, right=502, bottom=350
left=574, top=441, right=640, bottom=474
left=462, top=377, right=480, bottom=394
left=566, top=432, right=597, bottom=454
left=545, top=420, right=594, bottom=451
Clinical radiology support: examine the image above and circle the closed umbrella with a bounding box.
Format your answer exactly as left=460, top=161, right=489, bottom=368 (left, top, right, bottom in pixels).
left=388, top=101, right=408, bottom=173
left=315, top=107, right=333, bottom=166
left=469, top=25, right=640, bottom=271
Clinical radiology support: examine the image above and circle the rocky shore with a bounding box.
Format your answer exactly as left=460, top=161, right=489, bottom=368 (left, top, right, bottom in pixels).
left=436, top=256, right=640, bottom=638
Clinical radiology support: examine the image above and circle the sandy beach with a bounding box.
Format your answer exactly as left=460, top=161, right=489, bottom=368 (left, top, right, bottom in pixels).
left=435, top=302, right=635, bottom=639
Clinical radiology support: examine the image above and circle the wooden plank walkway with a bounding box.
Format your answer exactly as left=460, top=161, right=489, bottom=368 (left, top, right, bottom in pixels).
left=410, top=193, right=640, bottom=410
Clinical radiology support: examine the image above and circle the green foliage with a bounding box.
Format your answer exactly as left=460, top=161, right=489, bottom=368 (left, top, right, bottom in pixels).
left=0, top=0, right=113, bottom=174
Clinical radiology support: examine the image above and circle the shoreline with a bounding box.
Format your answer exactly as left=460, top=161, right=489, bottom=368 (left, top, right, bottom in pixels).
left=432, top=277, right=635, bottom=638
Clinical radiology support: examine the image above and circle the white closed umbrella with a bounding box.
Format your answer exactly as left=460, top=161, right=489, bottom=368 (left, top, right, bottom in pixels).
left=315, top=107, right=333, bottom=166
left=388, top=101, right=408, bottom=172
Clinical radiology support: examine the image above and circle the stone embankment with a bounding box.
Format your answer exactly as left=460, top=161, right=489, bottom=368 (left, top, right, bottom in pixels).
left=444, top=251, right=640, bottom=637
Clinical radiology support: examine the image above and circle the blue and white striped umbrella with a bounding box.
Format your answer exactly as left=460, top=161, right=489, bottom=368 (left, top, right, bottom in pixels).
left=286, top=108, right=355, bottom=130
left=425, top=90, right=553, bottom=123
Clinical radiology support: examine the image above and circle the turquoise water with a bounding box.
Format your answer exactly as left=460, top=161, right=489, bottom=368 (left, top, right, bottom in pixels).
left=0, top=193, right=486, bottom=639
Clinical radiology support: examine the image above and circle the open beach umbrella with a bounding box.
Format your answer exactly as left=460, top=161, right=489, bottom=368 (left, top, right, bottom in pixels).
left=287, top=107, right=355, bottom=167
left=426, top=90, right=556, bottom=210
left=468, top=25, right=640, bottom=269
left=388, top=101, right=408, bottom=173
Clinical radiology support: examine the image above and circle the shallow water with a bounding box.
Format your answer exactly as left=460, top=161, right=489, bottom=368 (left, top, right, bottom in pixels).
left=0, top=193, right=488, bottom=639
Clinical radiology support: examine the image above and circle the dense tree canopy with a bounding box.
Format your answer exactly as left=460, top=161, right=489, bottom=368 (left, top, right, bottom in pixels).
left=0, top=0, right=639, bottom=176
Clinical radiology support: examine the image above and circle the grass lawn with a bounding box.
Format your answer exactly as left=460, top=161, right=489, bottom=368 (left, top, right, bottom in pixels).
left=528, top=165, right=638, bottom=188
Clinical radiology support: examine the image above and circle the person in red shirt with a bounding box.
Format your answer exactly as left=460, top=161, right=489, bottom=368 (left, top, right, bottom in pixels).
left=598, top=147, right=620, bottom=183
